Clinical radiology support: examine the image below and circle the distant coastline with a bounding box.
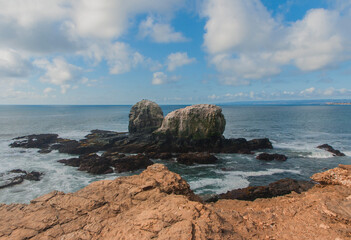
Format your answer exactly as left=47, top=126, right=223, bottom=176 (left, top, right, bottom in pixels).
left=326, top=102, right=351, bottom=105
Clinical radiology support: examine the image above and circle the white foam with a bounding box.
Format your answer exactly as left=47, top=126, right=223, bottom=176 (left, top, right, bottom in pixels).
left=222, top=168, right=301, bottom=177
left=189, top=174, right=249, bottom=195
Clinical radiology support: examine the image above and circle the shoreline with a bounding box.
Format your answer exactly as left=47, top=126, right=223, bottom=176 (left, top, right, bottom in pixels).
left=0, top=163, right=350, bottom=239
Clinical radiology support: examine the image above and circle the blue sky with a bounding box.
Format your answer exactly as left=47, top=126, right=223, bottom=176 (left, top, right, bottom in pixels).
left=0, top=0, right=350, bottom=104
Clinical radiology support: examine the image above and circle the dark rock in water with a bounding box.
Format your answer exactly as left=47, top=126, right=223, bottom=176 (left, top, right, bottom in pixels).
left=113, top=154, right=154, bottom=173
left=58, top=153, right=113, bottom=174
left=317, top=144, right=345, bottom=157
left=58, top=152, right=152, bottom=174
left=146, top=152, right=173, bottom=160
left=38, top=148, right=52, bottom=154
left=155, top=104, right=225, bottom=140
left=218, top=178, right=315, bottom=201
left=176, top=153, right=218, bottom=165
left=129, top=100, right=164, bottom=134
left=256, top=153, right=287, bottom=161
left=220, top=138, right=272, bottom=154
left=10, top=134, right=59, bottom=149
left=78, top=154, right=113, bottom=175
left=0, top=169, right=43, bottom=189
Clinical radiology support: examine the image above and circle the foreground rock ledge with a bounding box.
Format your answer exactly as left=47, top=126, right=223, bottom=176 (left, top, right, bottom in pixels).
left=1, top=164, right=351, bottom=240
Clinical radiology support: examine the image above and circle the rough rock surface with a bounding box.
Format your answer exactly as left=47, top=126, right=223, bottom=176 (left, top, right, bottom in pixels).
left=218, top=178, right=314, bottom=201
left=58, top=152, right=153, bottom=174
left=176, top=152, right=218, bottom=165
left=129, top=99, right=164, bottom=134
left=0, top=164, right=238, bottom=240
left=256, top=153, right=287, bottom=161
left=312, top=164, right=351, bottom=187
left=317, top=144, right=346, bottom=156
left=155, top=104, right=226, bottom=140
left=0, top=164, right=351, bottom=239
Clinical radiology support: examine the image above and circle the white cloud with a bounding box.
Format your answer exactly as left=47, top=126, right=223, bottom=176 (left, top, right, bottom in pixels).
left=139, top=16, right=188, bottom=43
left=34, top=57, right=82, bottom=93
left=152, top=72, right=168, bottom=85
left=81, top=41, right=150, bottom=74
left=43, top=87, right=54, bottom=95
left=152, top=72, right=179, bottom=85
left=201, top=0, right=351, bottom=85
left=0, top=49, right=32, bottom=78
left=166, top=52, right=196, bottom=71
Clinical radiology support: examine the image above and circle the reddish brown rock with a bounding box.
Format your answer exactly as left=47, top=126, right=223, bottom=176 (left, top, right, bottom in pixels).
left=1, top=164, right=350, bottom=240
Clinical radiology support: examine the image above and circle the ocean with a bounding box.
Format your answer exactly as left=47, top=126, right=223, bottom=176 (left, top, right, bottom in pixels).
left=1, top=105, right=351, bottom=203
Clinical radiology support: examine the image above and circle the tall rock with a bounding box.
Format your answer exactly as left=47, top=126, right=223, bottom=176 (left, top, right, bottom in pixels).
left=129, top=100, right=164, bottom=134
left=155, top=104, right=226, bottom=140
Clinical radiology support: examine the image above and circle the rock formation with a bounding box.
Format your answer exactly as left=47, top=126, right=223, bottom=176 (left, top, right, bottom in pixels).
left=218, top=178, right=314, bottom=201
left=256, top=153, right=287, bottom=161
left=0, top=164, right=351, bottom=239
left=155, top=104, right=226, bottom=140
left=128, top=99, right=164, bottom=134
left=317, top=144, right=345, bottom=156
left=0, top=169, right=43, bottom=190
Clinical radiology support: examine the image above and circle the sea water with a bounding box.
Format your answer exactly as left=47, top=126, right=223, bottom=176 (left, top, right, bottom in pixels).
left=0, top=105, right=351, bottom=203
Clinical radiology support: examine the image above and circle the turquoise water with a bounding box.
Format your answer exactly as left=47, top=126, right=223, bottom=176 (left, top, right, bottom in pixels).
left=0, top=105, right=351, bottom=203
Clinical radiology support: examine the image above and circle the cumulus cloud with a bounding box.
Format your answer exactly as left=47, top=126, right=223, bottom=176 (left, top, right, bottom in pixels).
left=201, top=0, right=351, bottom=85
left=34, top=57, right=82, bottom=93
left=139, top=16, right=188, bottom=43
left=166, top=52, right=196, bottom=71
left=152, top=72, right=179, bottom=85
left=0, top=48, right=33, bottom=78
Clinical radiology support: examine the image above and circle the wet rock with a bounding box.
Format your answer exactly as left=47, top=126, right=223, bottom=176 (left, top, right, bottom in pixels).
left=58, top=154, right=113, bottom=174
left=317, top=144, right=345, bottom=156
left=10, top=134, right=59, bottom=149
left=145, top=152, right=173, bottom=160
left=113, top=154, right=154, bottom=173
left=256, top=153, right=287, bottom=161
left=176, top=152, right=218, bottom=165
left=129, top=100, right=164, bottom=134
left=0, top=169, right=43, bottom=189
left=155, top=104, right=225, bottom=140
left=220, top=138, right=272, bottom=153
left=219, top=178, right=315, bottom=201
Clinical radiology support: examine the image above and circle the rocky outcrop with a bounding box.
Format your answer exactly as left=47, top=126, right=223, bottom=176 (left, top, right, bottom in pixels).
left=312, top=164, right=351, bottom=187
left=256, top=153, right=287, bottom=161
left=317, top=144, right=345, bottom=156
left=1, top=164, right=351, bottom=240
left=58, top=152, right=153, bottom=174
left=155, top=104, right=225, bottom=140
left=176, top=152, right=218, bottom=165
left=129, top=100, right=164, bottom=134
left=218, top=178, right=314, bottom=201
left=0, top=169, right=43, bottom=189
left=0, top=164, right=237, bottom=240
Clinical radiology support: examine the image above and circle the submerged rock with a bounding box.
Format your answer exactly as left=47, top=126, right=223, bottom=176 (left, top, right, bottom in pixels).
left=256, top=153, right=287, bottom=161
left=218, top=178, right=315, bottom=201
left=176, top=152, right=218, bottom=165
left=155, top=104, right=225, bottom=140
left=129, top=99, right=164, bottom=134
left=0, top=169, right=43, bottom=189
left=317, top=144, right=345, bottom=156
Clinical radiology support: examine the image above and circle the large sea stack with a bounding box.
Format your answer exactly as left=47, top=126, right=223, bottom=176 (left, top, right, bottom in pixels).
left=129, top=99, right=164, bottom=134
left=155, top=104, right=226, bottom=140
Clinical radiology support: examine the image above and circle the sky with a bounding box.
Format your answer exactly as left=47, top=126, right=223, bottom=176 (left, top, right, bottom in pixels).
left=0, top=0, right=351, bottom=105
